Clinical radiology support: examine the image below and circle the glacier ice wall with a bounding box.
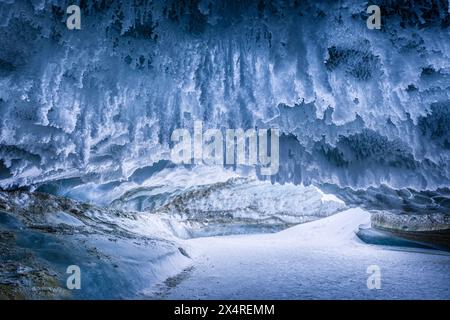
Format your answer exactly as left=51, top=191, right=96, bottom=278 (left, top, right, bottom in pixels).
left=0, top=0, right=449, bottom=191
left=103, top=166, right=346, bottom=237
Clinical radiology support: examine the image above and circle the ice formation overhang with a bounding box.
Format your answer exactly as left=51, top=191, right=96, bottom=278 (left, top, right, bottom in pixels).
left=0, top=0, right=449, bottom=191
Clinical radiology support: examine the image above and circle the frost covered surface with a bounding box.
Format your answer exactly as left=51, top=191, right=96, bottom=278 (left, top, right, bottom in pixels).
left=0, top=0, right=449, bottom=191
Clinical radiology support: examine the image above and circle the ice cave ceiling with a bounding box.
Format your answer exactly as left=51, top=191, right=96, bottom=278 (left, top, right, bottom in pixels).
left=0, top=0, right=449, bottom=192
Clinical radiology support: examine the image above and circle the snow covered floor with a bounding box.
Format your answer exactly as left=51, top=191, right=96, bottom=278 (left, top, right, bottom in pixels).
left=158, top=209, right=450, bottom=300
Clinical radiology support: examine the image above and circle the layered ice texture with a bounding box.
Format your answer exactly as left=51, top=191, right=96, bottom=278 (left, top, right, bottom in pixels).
left=0, top=0, right=449, bottom=194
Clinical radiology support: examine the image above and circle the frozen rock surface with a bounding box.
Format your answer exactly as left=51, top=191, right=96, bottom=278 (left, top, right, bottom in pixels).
left=371, top=210, right=450, bottom=232
left=0, top=191, right=191, bottom=299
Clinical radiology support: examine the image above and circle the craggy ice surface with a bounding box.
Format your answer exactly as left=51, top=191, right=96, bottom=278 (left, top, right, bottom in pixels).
left=0, top=0, right=449, bottom=192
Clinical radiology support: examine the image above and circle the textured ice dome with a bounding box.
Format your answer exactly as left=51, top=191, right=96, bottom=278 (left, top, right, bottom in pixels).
left=0, top=0, right=449, bottom=192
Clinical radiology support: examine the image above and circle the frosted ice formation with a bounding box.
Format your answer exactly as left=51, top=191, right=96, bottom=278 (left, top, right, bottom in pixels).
left=0, top=0, right=449, bottom=193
